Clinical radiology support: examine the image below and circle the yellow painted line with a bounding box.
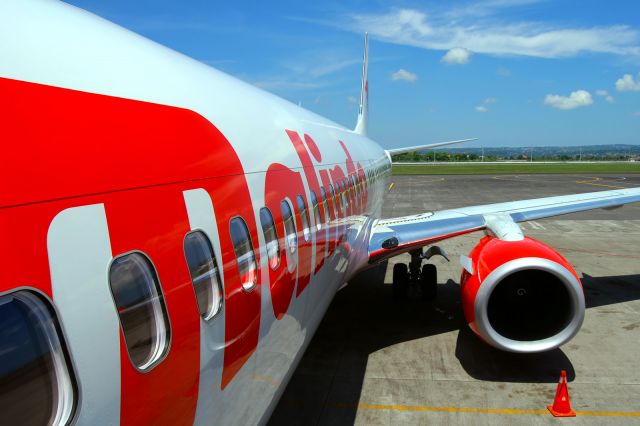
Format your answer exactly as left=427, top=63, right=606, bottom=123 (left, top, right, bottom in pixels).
left=248, top=373, right=280, bottom=388
left=332, top=402, right=640, bottom=417
left=576, top=410, right=640, bottom=417
left=575, top=176, right=625, bottom=189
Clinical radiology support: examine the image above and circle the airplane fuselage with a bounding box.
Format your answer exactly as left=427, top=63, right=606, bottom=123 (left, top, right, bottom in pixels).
left=0, top=3, right=391, bottom=423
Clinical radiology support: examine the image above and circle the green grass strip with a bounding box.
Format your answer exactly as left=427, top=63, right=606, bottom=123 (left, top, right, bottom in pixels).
left=392, top=163, right=640, bottom=175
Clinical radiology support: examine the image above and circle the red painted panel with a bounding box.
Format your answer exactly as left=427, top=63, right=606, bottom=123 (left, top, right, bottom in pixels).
left=0, top=204, right=60, bottom=297
left=0, top=77, right=236, bottom=208
left=1, top=76, right=262, bottom=391
left=104, top=186, right=200, bottom=426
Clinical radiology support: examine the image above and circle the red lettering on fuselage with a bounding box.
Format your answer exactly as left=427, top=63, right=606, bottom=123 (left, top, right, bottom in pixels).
left=263, top=164, right=306, bottom=319
left=318, top=169, right=339, bottom=256
left=285, top=130, right=328, bottom=285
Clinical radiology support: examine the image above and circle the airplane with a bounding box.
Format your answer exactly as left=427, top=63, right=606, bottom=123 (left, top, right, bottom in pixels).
left=1, top=1, right=639, bottom=425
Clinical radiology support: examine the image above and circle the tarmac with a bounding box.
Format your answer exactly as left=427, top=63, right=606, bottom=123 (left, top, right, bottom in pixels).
left=269, top=174, right=640, bottom=425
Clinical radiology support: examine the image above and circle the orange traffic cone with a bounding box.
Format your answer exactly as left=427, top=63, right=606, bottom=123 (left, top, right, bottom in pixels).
left=547, top=370, right=576, bottom=417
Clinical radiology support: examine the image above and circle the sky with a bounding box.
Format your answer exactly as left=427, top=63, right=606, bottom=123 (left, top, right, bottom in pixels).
left=65, top=0, right=640, bottom=149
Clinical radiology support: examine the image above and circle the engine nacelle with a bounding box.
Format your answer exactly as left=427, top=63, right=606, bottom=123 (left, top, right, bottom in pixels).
left=460, top=236, right=585, bottom=353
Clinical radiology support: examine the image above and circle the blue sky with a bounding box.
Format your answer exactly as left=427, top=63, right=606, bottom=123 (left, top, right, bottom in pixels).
left=66, top=0, right=640, bottom=148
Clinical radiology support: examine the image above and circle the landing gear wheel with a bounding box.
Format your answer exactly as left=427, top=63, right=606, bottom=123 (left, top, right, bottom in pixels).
left=420, top=264, right=437, bottom=301
left=392, top=263, right=409, bottom=300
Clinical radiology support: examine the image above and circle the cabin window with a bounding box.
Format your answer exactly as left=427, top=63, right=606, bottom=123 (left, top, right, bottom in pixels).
left=109, top=252, right=171, bottom=371
left=229, top=217, right=258, bottom=292
left=259, top=207, right=280, bottom=270
left=310, top=190, right=321, bottom=231
left=320, top=187, right=330, bottom=224
left=0, top=291, right=77, bottom=426
left=184, top=231, right=223, bottom=321
left=281, top=200, right=297, bottom=254
left=296, top=195, right=311, bottom=241
left=328, top=184, right=338, bottom=217
left=351, top=175, right=358, bottom=201
left=340, top=180, right=348, bottom=211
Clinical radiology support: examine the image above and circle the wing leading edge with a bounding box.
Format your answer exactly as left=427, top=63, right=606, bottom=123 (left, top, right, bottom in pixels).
left=369, top=187, right=640, bottom=263
left=385, top=138, right=478, bottom=156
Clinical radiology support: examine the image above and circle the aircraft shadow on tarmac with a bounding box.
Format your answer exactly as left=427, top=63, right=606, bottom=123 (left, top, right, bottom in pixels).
left=269, top=266, right=640, bottom=425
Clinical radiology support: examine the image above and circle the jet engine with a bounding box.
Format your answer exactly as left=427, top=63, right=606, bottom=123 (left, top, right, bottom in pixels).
left=460, top=235, right=585, bottom=353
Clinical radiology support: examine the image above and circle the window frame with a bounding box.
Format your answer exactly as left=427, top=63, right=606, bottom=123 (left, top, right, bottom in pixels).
left=108, top=250, right=172, bottom=373
left=340, top=180, right=348, bottom=211
left=296, top=194, right=311, bottom=242
left=0, top=288, right=78, bottom=426
left=259, top=207, right=281, bottom=271
left=229, top=216, right=259, bottom=293
left=310, top=190, right=321, bottom=231
left=350, top=175, right=358, bottom=203
left=328, top=183, right=338, bottom=217
left=183, top=230, right=224, bottom=322
left=281, top=198, right=298, bottom=256
left=320, top=186, right=330, bottom=224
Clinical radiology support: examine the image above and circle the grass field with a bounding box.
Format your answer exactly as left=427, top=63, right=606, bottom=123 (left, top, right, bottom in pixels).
left=392, top=162, right=640, bottom=175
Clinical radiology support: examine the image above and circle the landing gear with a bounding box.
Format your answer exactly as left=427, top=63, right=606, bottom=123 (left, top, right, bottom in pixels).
left=392, top=263, right=409, bottom=300
left=391, top=246, right=448, bottom=301
left=420, top=264, right=437, bottom=301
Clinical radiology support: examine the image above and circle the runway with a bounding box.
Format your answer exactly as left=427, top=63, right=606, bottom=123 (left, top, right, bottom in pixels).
left=269, top=174, right=640, bottom=425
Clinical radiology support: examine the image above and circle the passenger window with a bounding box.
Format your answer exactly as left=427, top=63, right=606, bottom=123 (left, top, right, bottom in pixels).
left=296, top=195, right=311, bottom=241
left=184, top=231, right=223, bottom=321
left=281, top=200, right=297, bottom=254
left=229, top=217, right=258, bottom=292
left=351, top=175, right=358, bottom=200
left=340, top=180, right=348, bottom=210
left=320, top=187, right=330, bottom=224
left=109, top=252, right=171, bottom=371
left=328, top=184, right=338, bottom=217
left=259, top=207, right=281, bottom=270
left=310, top=190, right=321, bottom=231
left=0, top=291, right=77, bottom=426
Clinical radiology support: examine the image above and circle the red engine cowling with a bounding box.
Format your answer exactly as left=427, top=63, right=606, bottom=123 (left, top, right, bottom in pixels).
left=460, top=236, right=585, bottom=353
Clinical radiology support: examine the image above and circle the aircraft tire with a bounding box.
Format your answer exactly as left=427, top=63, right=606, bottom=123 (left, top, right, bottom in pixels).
left=392, top=263, right=409, bottom=300
left=420, top=264, right=437, bottom=301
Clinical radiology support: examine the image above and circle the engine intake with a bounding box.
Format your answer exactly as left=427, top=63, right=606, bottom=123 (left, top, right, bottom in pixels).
left=461, top=236, right=585, bottom=353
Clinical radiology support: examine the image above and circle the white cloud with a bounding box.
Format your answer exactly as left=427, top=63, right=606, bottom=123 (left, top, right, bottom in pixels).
left=544, top=90, right=593, bottom=110
left=441, top=47, right=472, bottom=64
left=284, top=51, right=361, bottom=79
left=616, top=73, right=640, bottom=92
left=475, top=97, right=497, bottom=112
left=634, top=111, right=640, bottom=117
left=347, top=95, right=358, bottom=104
left=595, top=89, right=614, bottom=103
left=390, top=68, right=418, bottom=82
left=497, top=67, right=512, bottom=77
left=335, top=6, right=640, bottom=59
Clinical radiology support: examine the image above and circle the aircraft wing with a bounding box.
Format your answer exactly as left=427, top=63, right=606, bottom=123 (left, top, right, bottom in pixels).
left=368, top=187, right=640, bottom=263
left=386, top=138, right=477, bottom=156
